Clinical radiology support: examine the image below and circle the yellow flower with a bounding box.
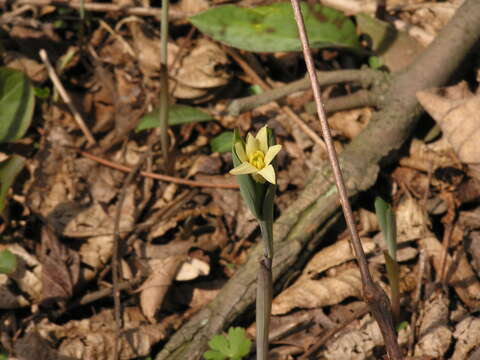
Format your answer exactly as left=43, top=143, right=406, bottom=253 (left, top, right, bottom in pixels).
left=230, top=126, right=281, bottom=184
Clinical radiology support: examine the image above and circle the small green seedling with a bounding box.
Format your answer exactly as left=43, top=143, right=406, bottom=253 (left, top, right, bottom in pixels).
left=375, top=196, right=400, bottom=323
left=203, top=327, right=252, bottom=360
left=0, top=249, right=17, bottom=275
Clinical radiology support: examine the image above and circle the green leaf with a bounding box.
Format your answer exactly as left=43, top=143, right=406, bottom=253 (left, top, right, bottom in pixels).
left=0, top=249, right=17, bottom=274
left=0, top=67, right=35, bottom=143
left=231, top=130, right=263, bottom=219
left=375, top=196, right=397, bottom=260
left=136, top=104, right=213, bottom=132
left=203, top=327, right=251, bottom=360
left=226, top=327, right=251, bottom=359
left=211, top=131, right=234, bottom=153
left=209, top=334, right=229, bottom=353
left=190, top=2, right=360, bottom=53
left=203, top=350, right=227, bottom=360
left=0, top=155, right=25, bottom=214
left=34, top=86, right=51, bottom=99
left=368, top=56, right=383, bottom=69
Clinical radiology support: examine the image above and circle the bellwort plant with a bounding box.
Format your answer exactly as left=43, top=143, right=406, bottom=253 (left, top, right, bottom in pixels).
left=229, top=125, right=281, bottom=360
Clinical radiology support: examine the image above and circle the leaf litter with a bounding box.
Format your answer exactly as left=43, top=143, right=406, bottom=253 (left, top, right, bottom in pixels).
left=0, top=0, right=479, bottom=359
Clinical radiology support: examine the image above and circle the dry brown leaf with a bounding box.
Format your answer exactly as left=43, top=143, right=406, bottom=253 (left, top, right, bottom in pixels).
left=171, top=0, right=209, bottom=13
left=414, top=292, right=452, bottom=358
left=421, top=236, right=480, bottom=308
left=187, top=154, right=222, bottom=178
left=358, top=208, right=379, bottom=235
left=395, top=196, right=431, bottom=243
left=323, top=314, right=383, bottom=360
left=370, top=246, right=418, bottom=264
left=15, top=332, right=77, bottom=360
left=3, top=51, right=47, bottom=82
left=175, top=257, right=210, bottom=281
left=328, top=108, right=371, bottom=140
left=272, top=267, right=362, bottom=315
left=36, top=307, right=176, bottom=359
left=40, top=226, right=80, bottom=306
left=0, top=275, right=27, bottom=309
left=417, top=82, right=480, bottom=179
left=171, top=38, right=231, bottom=100
left=0, top=243, right=42, bottom=305
left=304, top=237, right=375, bottom=276
left=399, top=137, right=459, bottom=174
left=140, top=256, right=185, bottom=322
left=451, top=316, right=480, bottom=360
left=173, top=279, right=225, bottom=309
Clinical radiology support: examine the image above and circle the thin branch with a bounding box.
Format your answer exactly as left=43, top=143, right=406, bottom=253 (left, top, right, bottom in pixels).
left=111, top=152, right=150, bottom=360
left=78, top=150, right=239, bottom=189
left=159, top=0, right=171, bottom=168
left=39, top=49, right=96, bottom=146
left=1, top=0, right=188, bottom=20
left=289, top=1, right=402, bottom=359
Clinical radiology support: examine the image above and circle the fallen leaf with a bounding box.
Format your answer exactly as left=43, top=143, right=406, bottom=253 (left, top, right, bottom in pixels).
left=40, top=226, right=80, bottom=306
left=451, top=316, right=480, bottom=360
left=421, top=236, right=480, bottom=308
left=417, top=82, right=480, bottom=179
left=323, top=314, right=383, bottom=360
left=36, top=307, right=177, bottom=359
left=415, top=292, right=452, bottom=358
left=175, top=257, right=210, bottom=281
left=140, top=256, right=185, bottom=322
left=395, top=196, right=431, bottom=243
left=272, top=267, right=362, bottom=315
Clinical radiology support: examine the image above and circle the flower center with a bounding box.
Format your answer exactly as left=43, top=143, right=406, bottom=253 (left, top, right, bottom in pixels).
left=248, top=150, right=265, bottom=169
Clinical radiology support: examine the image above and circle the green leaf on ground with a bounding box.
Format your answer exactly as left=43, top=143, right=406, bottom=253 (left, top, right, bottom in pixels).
left=136, top=104, right=213, bottom=132
left=204, top=327, right=251, bottom=360
left=0, top=249, right=17, bottom=274
left=0, top=155, right=25, bottom=214
left=190, top=2, right=360, bottom=53
left=211, top=131, right=234, bottom=153
left=0, top=67, right=35, bottom=143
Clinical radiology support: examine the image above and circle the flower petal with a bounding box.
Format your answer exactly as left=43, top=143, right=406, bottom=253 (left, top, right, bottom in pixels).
left=264, top=144, right=282, bottom=166
left=245, top=133, right=258, bottom=156
left=257, top=164, right=276, bottom=184
left=230, top=162, right=258, bottom=175
left=256, top=126, right=268, bottom=154
left=235, top=142, right=247, bottom=162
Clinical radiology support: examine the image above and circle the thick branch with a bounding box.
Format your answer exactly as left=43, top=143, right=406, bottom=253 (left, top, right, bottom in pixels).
left=156, top=1, right=480, bottom=359
left=227, top=69, right=384, bottom=116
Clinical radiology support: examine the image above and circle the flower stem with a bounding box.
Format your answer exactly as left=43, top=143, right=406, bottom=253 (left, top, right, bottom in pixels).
left=257, top=220, right=274, bottom=359
left=259, top=220, right=273, bottom=259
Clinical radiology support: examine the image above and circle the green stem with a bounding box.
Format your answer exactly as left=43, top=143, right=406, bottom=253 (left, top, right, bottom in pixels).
left=259, top=220, right=273, bottom=259
left=257, top=220, right=274, bottom=359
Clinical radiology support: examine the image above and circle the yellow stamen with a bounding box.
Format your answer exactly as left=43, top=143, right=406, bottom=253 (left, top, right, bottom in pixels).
left=248, top=150, right=265, bottom=169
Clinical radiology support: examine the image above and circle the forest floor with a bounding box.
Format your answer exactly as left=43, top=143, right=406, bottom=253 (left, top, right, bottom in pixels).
left=0, top=0, right=479, bottom=359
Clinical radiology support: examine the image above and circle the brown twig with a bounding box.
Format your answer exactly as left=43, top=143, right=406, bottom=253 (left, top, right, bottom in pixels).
left=1, top=0, right=188, bottom=20
left=112, top=152, right=150, bottom=360
left=39, top=49, right=96, bottom=146
left=225, top=47, right=326, bottom=151
left=78, top=150, right=239, bottom=189
left=289, top=1, right=402, bottom=359
left=312, top=89, right=378, bottom=114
